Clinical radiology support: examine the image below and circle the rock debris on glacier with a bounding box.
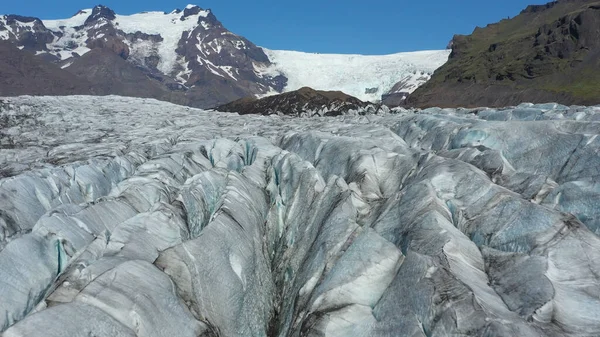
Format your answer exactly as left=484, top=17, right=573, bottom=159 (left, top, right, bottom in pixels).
left=1, top=96, right=600, bottom=336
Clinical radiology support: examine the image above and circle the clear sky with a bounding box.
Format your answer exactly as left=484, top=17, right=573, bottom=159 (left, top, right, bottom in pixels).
left=3, top=0, right=549, bottom=54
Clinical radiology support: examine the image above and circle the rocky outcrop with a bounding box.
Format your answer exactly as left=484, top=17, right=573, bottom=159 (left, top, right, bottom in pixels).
left=84, top=5, right=116, bottom=25
left=382, top=72, right=432, bottom=106
left=406, top=0, right=600, bottom=108
left=217, top=87, right=385, bottom=116
left=0, top=15, right=54, bottom=53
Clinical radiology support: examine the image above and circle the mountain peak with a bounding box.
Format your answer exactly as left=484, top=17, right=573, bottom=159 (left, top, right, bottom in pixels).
left=182, top=4, right=210, bottom=19
left=93, top=4, right=114, bottom=11
left=85, top=5, right=116, bottom=25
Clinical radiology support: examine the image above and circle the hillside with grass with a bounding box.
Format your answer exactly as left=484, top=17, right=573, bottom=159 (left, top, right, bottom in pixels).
left=406, top=0, right=600, bottom=108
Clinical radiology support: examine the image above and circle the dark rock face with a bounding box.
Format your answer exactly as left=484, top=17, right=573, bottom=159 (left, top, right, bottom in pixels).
left=5, top=15, right=38, bottom=24
left=125, top=31, right=163, bottom=43
left=66, top=48, right=178, bottom=99
left=85, top=21, right=130, bottom=59
left=217, top=87, right=381, bottom=116
left=0, top=15, right=55, bottom=52
left=182, top=5, right=203, bottom=19
left=406, top=0, right=600, bottom=108
left=84, top=5, right=116, bottom=26
left=0, top=40, right=92, bottom=96
left=381, top=92, right=409, bottom=107
left=382, top=73, right=431, bottom=106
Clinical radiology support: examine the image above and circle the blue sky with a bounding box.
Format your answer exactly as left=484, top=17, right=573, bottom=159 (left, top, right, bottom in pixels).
left=3, top=1, right=548, bottom=54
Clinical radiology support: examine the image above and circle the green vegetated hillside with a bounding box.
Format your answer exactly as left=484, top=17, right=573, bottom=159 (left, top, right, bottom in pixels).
left=406, top=0, right=600, bottom=108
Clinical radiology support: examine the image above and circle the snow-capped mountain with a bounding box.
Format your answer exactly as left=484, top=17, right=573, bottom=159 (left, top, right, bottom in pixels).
left=0, top=5, right=285, bottom=107
left=0, top=4, right=449, bottom=107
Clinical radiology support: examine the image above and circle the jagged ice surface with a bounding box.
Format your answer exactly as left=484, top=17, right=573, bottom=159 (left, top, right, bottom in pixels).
left=1, top=96, right=600, bottom=336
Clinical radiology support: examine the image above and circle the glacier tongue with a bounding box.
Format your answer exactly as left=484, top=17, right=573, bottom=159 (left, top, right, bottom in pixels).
left=2, top=96, right=600, bottom=336
left=262, top=49, right=450, bottom=102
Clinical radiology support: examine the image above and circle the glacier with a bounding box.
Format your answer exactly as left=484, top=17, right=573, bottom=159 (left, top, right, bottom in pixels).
left=1, top=96, right=600, bottom=336
left=262, top=49, right=450, bottom=102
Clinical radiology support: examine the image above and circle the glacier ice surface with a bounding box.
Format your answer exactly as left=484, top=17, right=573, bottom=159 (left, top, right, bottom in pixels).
left=1, top=96, right=600, bottom=336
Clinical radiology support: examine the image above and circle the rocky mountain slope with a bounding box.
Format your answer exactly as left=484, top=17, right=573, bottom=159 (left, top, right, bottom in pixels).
left=406, top=0, right=600, bottom=108
left=217, top=87, right=386, bottom=116
left=0, top=40, right=93, bottom=96
left=0, top=5, right=448, bottom=107
left=65, top=48, right=190, bottom=104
